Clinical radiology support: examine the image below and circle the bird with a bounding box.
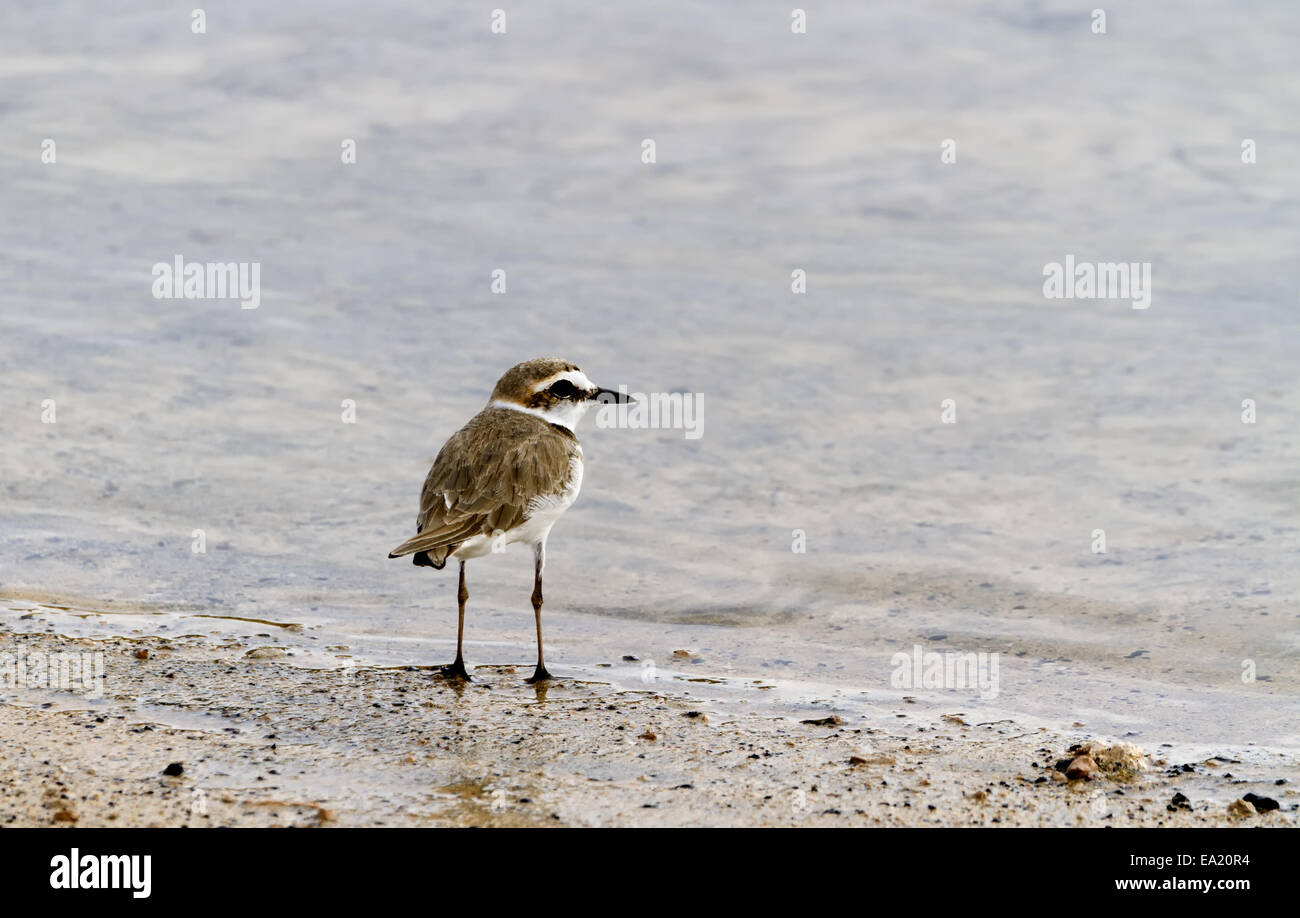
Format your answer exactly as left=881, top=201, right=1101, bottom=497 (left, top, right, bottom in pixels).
left=388, top=358, right=631, bottom=683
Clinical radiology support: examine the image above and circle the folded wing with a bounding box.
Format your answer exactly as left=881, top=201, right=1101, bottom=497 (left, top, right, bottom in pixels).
left=388, top=408, right=580, bottom=566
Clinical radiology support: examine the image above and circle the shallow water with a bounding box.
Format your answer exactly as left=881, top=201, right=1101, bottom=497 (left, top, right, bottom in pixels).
left=2, top=1, right=1298, bottom=753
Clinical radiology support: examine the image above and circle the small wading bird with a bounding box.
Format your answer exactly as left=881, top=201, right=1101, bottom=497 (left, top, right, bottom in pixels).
left=388, top=358, right=632, bottom=683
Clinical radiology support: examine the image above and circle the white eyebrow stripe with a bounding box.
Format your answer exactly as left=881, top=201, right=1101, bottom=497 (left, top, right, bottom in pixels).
left=539, top=369, right=595, bottom=392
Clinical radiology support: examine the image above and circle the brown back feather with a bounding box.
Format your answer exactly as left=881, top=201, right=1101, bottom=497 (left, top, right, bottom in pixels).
left=388, top=406, right=582, bottom=562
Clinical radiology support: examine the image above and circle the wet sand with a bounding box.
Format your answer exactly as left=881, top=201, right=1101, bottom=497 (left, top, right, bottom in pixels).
left=3, top=621, right=1294, bottom=828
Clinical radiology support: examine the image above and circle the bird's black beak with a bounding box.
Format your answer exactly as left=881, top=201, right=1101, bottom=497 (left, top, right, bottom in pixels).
left=590, top=386, right=636, bottom=405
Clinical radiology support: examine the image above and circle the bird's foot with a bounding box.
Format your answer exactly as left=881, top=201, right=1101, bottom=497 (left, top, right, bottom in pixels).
left=439, top=657, right=472, bottom=681
left=524, top=665, right=553, bottom=684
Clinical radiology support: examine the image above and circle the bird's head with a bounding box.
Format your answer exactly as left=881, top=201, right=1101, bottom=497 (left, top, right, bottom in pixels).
left=489, top=357, right=631, bottom=430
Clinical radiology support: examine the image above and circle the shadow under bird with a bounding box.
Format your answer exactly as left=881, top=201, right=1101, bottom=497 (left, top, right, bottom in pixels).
left=388, top=358, right=633, bottom=683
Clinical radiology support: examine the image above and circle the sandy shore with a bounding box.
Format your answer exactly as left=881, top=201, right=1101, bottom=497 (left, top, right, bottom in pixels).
left=2, top=624, right=1294, bottom=828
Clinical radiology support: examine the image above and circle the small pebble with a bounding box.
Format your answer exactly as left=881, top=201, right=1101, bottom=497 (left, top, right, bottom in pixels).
left=1227, top=799, right=1255, bottom=819
left=1065, top=755, right=1097, bottom=781
left=801, top=716, right=842, bottom=727
left=1242, top=793, right=1279, bottom=812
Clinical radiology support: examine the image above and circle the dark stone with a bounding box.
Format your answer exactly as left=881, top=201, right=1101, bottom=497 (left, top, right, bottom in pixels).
left=800, top=716, right=843, bottom=726
left=1243, top=793, right=1279, bottom=812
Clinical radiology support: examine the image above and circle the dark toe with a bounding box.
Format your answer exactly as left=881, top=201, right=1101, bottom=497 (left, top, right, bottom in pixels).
left=439, top=661, right=472, bottom=681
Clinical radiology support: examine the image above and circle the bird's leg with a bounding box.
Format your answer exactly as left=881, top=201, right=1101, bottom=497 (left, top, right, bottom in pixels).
left=441, top=561, right=471, bottom=681
left=525, top=543, right=552, bottom=683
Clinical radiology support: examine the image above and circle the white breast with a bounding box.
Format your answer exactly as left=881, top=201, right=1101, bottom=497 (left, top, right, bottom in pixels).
left=518, top=454, right=584, bottom=540
left=452, top=453, right=583, bottom=562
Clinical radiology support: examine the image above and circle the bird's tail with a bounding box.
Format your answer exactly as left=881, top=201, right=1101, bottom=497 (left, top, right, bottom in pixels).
left=388, top=532, right=457, bottom=569
left=390, top=517, right=484, bottom=567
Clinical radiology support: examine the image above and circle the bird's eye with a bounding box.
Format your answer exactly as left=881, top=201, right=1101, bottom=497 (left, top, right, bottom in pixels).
left=549, top=380, right=579, bottom=399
